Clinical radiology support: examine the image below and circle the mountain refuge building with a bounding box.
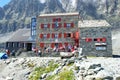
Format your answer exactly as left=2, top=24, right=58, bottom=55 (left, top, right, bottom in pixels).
left=36, top=12, right=112, bottom=57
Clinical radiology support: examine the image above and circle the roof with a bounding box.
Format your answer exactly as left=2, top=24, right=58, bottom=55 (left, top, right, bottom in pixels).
left=7, top=29, right=31, bottom=42
left=38, top=12, right=79, bottom=17
left=78, top=20, right=110, bottom=28
left=0, top=32, right=14, bottom=43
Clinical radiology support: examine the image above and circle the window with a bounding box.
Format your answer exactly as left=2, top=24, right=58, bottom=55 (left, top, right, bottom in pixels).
left=12, top=42, right=14, bottom=47
left=66, top=23, right=71, bottom=28
left=17, top=42, right=19, bottom=47
left=53, top=18, right=61, bottom=22
left=43, top=34, right=47, bottom=38
left=85, top=38, right=92, bottom=42
left=6, top=42, right=10, bottom=47
left=41, top=24, right=50, bottom=29
left=55, top=22, right=59, bottom=28
left=96, top=45, right=107, bottom=50
left=64, top=23, right=74, bottom=28
left=44, top=24, right=48, bottom=28
left=94, top=38, right=97, bottom=41
left=95, top=43, right=107, bottom=50
left=66, top=33, right=71, bottom=37
left=55, top=33, right=59, bottom=38
left=94, top=38, right=106, bottom=42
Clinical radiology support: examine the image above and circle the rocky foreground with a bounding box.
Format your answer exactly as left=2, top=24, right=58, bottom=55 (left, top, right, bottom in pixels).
left=0, top=56, right=120, bottom=80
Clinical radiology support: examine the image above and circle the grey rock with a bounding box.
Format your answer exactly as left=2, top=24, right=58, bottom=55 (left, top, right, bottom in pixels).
left=41, top=73, right=47, bottom=79
left=94, top=67, right=104, bottom=74
left=87, top=69, right=95, bottom=75
left=5, top=60, right=11, bottom=65
left=6, top=76, right=13, bottom=80
left=66, top=57, right=75, bottom=65
left=89, top=64, right=101, bottom=69
left=84, top=75, right=95, bottom=80
left=52, top=66, right=63, bottom=75
left=114, top=74, right=120, bottom=80
left=96, top=70, right=113, bottom=80
left=61, top=61, right=66, bottom=66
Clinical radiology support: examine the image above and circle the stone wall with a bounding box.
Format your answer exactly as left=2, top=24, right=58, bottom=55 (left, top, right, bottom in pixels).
left=79, top=27, right=112, bottom=57
left=36, top=13, right=79, bottom=50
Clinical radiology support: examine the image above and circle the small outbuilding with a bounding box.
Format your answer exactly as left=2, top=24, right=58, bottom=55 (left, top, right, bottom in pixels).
left=78, top=20, right=112, bottom=57
left=5, top=29, right=35, bottom=52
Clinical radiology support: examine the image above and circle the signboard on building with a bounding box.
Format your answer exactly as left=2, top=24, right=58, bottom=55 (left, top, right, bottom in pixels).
left=31, top=17, right=36, bottom=41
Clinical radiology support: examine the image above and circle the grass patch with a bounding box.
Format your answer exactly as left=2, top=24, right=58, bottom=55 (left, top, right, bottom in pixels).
left=27, top=62, right=35, bottom=67
left=67, top=62, right=74, bottom=66
left=29, top=61, right=59, bottom=80
left=46, top=69, right=75, bottom=80
left=58, top=69, right=75, bottom=80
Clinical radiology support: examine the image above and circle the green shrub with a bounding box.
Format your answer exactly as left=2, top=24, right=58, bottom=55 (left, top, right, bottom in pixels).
left=46, top=70, right=75, bottom=80
left=29, top=61, right=59, bottom=80
left=27, top=62, right=35, bottom=67
left=58, top=70, right=75, bottom=80
left=46, top=75, right=57, bottom=80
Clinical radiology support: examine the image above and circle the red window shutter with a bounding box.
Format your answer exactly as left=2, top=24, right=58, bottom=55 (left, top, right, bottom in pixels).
left=97, top=38, right=101, bottom=42
left=53, top=18, right=56, bottom=22
left=64, top=23, right=67, bottom=28
left=64, top=33, right=67, bottom=38
left=102, top=38, right=106, bottom=42
left=58, top=33, right=62, bottom=38
left=85, top=38, right=92, bottom=42
left=70, top=33, right=73, bottom=38
left=40, top=43, right=44, bottom=48
left=59, top=23, right=62, bottom=28
left=71, top=23, right=74, bottom=27
left=52, top=23, right=55, bottom=28
left=59, top=43, right=62, bottom=47
left=47, top=33, right=50, bottom=38
left=58, top=18, right=61, bottom=22
left=52, top=33, right=55, bottom=38
left=64, top=42, right=68, bottom=46
left=48, top=24, right=50, bottom=28
left=75, top=31, right=79, bottom=39
left=41, top=24, right=44, bottom=28
left=51, top=43, right=55, bottom=48
left=40, top=34, right=43, bottom=38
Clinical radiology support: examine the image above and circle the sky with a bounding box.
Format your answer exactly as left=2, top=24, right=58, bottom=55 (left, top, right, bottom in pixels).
left=0, top=0, right=11, bottom=7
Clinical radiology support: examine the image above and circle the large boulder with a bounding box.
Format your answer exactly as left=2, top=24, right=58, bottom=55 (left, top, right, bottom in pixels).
left=95, top=70, right=113, bottom=80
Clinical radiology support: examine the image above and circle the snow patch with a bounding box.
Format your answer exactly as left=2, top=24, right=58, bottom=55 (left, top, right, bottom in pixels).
left=39, top=0, right=46, bottom=4
left=70, top=0, right=76, bottom=7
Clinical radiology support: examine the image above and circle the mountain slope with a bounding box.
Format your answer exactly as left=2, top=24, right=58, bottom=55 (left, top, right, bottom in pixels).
left=0, top=0, right=120, bottom=33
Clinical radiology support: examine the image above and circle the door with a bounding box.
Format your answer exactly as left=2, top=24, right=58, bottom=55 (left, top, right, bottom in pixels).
left=27, top=43, right=32, bottom=51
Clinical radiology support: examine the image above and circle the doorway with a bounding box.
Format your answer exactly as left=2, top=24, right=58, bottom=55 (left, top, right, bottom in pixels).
left=27, top=43, right=32, bottom=51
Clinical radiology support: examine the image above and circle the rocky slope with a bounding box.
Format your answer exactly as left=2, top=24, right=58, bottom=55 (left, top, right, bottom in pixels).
left=0, top=56, right=120, bottom=80
left=0, top=0, right=120, bottom=33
